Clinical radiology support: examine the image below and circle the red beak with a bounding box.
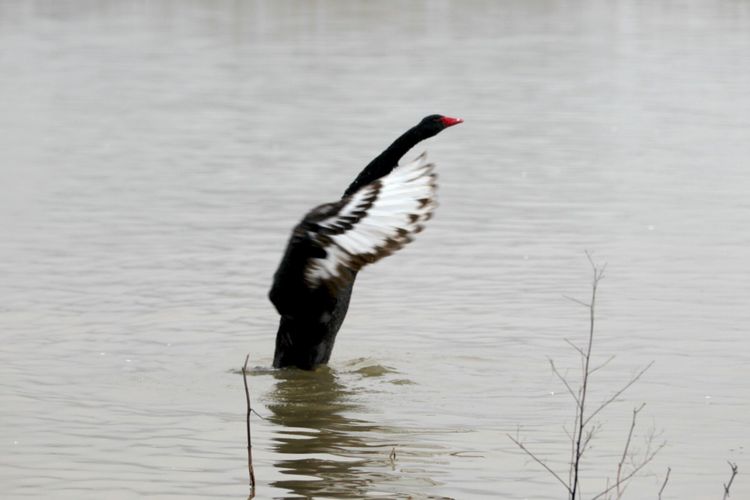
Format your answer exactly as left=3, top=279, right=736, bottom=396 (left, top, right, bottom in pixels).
left=440, top=116, right=464, bottom=127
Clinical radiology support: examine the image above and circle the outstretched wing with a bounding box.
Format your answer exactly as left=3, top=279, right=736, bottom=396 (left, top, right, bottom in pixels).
left=302, top=152, right=438, bottom=289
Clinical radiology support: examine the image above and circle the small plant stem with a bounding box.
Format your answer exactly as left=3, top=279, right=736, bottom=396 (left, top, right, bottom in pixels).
left=507, top=434, right=572, bottom=495
left=242, top=354, right=256, bottom=493
left=615, top=403, right=646, bottom=499
left=570, top=257, right=602, bottom=500
left=658, top=466, right=671, bottom=500
left=723, top=461, right=738, bottom=500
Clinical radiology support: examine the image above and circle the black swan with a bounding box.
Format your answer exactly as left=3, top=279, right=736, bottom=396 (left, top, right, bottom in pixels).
left=269, top=114, right=463, bottom=369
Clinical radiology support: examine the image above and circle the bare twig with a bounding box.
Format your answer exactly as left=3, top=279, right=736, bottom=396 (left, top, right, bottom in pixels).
left=583, top=362, right=654, bottom=428
left=550, top=358, right=580, bottom=404
left=507, top=434, right=572, bottom=494
left=570, top=257, right=604, bottom=500
left=567, top=387, right=582, bottom=490
left=723, top=461, right=738, bottom=499
left=604, top=477, right=610, bottom=500
left=658, top=466, right=671, bottom=499
left=590, top=441, right=666, bottom=500
left=589, top=354, right=616, bottom=375
left=585, top=250, right=607, bottom=280
left=564, top=338, right=587, bottom=358
left=580, top=423, right=599, bottom=457
left=512, top=254, right=661, bottom=500
left=615, top=403, right=647, bottom=499
left=564, top=294, right=591, bottom=309
left=242, top=354, right=256, bottom=493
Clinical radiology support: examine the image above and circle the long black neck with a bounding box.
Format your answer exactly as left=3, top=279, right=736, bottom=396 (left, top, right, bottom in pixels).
left=343, top=125, right=427, bottom=197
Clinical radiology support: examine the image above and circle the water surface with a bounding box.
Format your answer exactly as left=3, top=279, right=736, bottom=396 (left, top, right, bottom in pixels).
left=1, top=1, right=749, bottom=498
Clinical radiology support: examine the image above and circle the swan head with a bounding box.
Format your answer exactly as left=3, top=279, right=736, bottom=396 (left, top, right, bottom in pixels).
left=418, top=114, right=463, bottom=138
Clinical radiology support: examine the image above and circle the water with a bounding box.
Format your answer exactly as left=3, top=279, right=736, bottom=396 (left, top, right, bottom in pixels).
left=1, top=1, right=749, bottom=498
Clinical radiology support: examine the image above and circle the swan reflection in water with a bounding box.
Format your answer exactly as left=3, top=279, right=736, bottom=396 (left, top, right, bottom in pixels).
left=265, top=365, right=442, bottom=498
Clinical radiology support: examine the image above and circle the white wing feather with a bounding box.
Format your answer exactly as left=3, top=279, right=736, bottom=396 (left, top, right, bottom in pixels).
left=305, top=152, right=437, bottom=287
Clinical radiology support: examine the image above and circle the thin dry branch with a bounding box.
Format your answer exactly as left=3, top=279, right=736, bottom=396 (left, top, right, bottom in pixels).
left=564, top=294, right=591, bottom=309
left=564, top=338, right=587, bottom=358
left=507, top=434, right=572, bottom=494
left=242, top=354, right=256, bottom=493
left=550, top=358, right=580, bottom=404
left=723, top=461, right=738, bottom=500
left=615, top=403, right=647, bottom=499
left=583, top=362, right=654, bottom=428
left=515, top=254, right=660, bottom=500
left=585, top=250, right=607, bottom=281
left=567, top=386, right=583, bottom=490
left=590, top=441, right=666, bottom=500
left=570, top=256, right=605, bottom=500
left=658, top=466, right=671, bottom=500
left=589, top=355, right=616, bottom=376
left=580, top=424, right=599, bottom=456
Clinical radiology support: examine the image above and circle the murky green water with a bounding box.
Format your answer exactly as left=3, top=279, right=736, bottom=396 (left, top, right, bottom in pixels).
left=1, top=1, right=749, bottom=498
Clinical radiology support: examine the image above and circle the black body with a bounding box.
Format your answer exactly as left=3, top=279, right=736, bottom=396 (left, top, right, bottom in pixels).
left=269, top=115, right=457, bottom=369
